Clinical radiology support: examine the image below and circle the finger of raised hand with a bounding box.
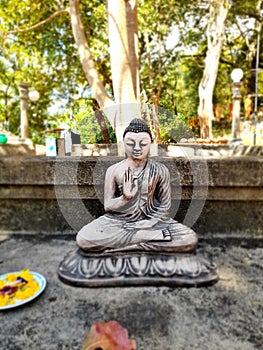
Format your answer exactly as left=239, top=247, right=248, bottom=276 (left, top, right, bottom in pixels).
left=128, top=167, right=133, bottom=183
left=132, top=178, right=138, bottom=190
left=124, top=168, right=132, bottom=183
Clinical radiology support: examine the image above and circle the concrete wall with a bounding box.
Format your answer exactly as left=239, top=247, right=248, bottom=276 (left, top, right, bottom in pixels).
left=0, top=155, right=262, bottom=237
left=0, top=142, right=36, bottom=156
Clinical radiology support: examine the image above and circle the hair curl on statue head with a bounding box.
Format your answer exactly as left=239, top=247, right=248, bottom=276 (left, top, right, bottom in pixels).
left=123, top=118, right=153, bottom=141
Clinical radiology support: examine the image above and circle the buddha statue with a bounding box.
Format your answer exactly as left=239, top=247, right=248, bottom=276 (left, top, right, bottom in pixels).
left=76, top=118, right=198, bottom=253
left=58, top=118, right=218, bottom=287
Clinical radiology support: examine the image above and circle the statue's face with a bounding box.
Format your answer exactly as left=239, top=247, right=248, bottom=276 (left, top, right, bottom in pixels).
left=124, top=132, right=151, bottom=160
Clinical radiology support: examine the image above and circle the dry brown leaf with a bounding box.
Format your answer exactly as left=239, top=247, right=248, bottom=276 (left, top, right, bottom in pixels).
left=82, top=320, right=136, bottom=350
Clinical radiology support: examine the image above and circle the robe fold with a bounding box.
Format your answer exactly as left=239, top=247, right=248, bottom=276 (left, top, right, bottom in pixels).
left=77, top=159, right=197, bottom=252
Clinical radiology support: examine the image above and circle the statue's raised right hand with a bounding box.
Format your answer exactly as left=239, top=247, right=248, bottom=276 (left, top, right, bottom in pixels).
left=123, top=167, right=138, bottom=201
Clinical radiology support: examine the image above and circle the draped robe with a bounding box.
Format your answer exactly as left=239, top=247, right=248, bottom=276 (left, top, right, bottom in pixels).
left=77, top=159, right=197, bottom=252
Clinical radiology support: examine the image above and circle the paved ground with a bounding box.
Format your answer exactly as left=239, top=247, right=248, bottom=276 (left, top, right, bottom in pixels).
left=0, top=235, right=263, bottom=350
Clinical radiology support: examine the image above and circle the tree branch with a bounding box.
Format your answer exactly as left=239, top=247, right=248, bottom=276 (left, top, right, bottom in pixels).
left=69, top=0, right=113, bottom=110
left=5, top=9, right=69, bottom=35
left=235, top=19, right=250, bottom=48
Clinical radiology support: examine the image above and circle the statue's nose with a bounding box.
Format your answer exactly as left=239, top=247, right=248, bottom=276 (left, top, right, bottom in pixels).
left=134, top=143, right=141, bottom=151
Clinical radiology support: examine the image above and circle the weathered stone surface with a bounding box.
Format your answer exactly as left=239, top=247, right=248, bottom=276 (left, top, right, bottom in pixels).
left=0, top=198, right=103, bottom=234
left=0, top=236, right=263, bottom=350
left=72, top=143, right=263, bottom=158
left=0, top=142, right=36, bottom=156
left=191, top=200, right=263, bottom=236
left=0, top=156, right=263, bottom=236
left=1, top=155, right=263, bottom=186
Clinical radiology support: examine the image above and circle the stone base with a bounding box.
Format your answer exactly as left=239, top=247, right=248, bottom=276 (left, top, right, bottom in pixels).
left=58, top=249, right=219, bottom=287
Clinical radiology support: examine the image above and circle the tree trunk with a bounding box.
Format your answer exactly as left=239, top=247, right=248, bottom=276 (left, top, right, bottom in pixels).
left=94, top=109, right=111, bottom=144
left=70, top=0, right=141, bottom=150
left=69, top=0, right=114, bottom=116
left=238, top=0, right=262, bottom=96
left=198, top=0, right=230, bottom=139
left=107, top=0, right=141, bottom=146
left=107, top=0, right=139, bottom=104
left=144, top=33, right=162, bottom=143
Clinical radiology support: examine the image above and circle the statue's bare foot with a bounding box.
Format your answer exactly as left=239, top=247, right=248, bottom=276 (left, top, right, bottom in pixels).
left=148, top=229, right=172, bottom=241
left=130, top=228, right=171, bottom=243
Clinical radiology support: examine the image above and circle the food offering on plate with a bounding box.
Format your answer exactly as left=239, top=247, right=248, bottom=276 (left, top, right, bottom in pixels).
left=0, top=269, right=46, bottom=309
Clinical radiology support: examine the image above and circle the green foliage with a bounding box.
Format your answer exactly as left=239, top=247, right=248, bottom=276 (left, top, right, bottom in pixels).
left=0, top=0, right=84, bottom=141
left=158, top=110, right=194, bottom=143
left=43, top=98, right=116, bottom=145
left=73, top=103, right=115, bottom=144
left=0, top=0, right=262, bottom=144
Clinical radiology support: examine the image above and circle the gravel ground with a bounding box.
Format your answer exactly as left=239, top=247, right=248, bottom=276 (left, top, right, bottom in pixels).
left=0, top=235, right=263, bottom=350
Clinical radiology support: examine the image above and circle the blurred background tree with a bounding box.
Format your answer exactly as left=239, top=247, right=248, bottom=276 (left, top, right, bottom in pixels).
left=0, top=0, right=262, bottom=144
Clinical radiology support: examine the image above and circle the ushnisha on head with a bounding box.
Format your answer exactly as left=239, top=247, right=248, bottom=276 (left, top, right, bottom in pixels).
left=123, top=118, right=153, bottom=142
left=123, top=119, right=152, bottom=160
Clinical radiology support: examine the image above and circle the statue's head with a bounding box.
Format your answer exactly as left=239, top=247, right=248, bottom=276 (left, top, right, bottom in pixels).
left=123, top=118, right=153, bottom=141
left=123, top=118, right=152, bottom=160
